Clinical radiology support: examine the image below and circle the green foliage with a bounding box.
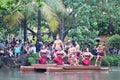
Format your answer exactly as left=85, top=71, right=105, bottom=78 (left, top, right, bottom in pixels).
left=0, top=0, right=120, bottom=41
left=108, top=34, right=120, bottom=49
left=28, top=57, right=36, bottom=64
left=44, top=0, right=68, bottom=17
left=102, top=55, right=120, bottom=66
left=68, top=26, right=98, bottom=48
left=64, top=0, right=120, bottom=36
left=40, top=2, right=59, bottom=32
left=3, top=11, right=24, bottom=28
left=91, top=55, right=120, bottom=66
left=41, top=35, right=53, bottom=43
left=28, top=53, right=39, bottom=65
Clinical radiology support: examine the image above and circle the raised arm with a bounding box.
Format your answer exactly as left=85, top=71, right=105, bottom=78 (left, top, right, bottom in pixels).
left=60, top=40, right=64, bottom=50
left=89, top=52, right=94, bottom=60
left=52, top=41, right=56, bottom=49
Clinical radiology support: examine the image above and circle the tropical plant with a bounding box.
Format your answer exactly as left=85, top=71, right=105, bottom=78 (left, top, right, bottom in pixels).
left=28, top=53, right=39, bottom=65
left=0, top=0, right=63, bottom=41
left=102, top=55, right=120, bottom=66
left=63, top=0, right=120, bottom=40
left=1, top=0, right=24, bottom=28
left=108, top=34, right=120, bottom=49
left=68, top=26, right=99, bottom=48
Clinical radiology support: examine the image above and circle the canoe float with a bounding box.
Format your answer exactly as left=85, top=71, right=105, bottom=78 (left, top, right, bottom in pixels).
left=20, top=64, right=109, bottom=72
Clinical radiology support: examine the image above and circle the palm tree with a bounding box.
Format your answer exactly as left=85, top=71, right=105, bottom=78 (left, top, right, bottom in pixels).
left=43, top=0, right=68, bottom=41
left=3, top=0, right=67, bottom=41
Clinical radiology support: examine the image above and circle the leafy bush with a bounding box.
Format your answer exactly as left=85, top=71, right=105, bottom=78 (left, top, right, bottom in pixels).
left=28, top=57, right=36, bottom=64
left=91, top=55, right=120, bottom=66
left=28, top=53, right=39, bottom=65
left=101, top=55, right=120, bottom=66
left=108, top=34, right=120, bottom=49
left=68, top=27, right=99, bottom=48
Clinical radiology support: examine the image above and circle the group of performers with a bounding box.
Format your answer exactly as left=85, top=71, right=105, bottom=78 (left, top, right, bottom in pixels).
left=38, top=35, right=106, bottom=66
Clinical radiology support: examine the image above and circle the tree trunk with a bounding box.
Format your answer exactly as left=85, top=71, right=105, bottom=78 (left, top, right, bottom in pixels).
left=37, top=10, right=41, bottom=41
left=59, top=18, right=65, bottom=41
left=23, top=13, right=27, bottom=42
left=52, top=32, right=57, bottom=41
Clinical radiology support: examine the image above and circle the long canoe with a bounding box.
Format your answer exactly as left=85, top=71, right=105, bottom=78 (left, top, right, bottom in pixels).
left=20, top=64, right=109, bottom=72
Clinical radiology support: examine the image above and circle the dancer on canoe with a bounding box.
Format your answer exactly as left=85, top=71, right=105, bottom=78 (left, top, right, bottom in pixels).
left=75, top=41, right=81, bottom=62
left=82, top=48, right=94, bottom=66
left=95, top=42, right=106, bottom=66
left=67, top=43, right=79, bottom=65
left=53, top=47, right=66, bottom=65
left=38, top=45, right=49, bottom=64
left=52, top=34, right=64, bottom=53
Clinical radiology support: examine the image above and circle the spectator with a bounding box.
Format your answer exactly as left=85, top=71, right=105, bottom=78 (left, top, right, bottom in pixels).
left=23, top=42, right=30, bottom=54
left=11, top=38, right=16, bottom=47
left=0, top=46, right=5, bottom=56
left=14, top=43, right=21, bottom=57
left=36, top=40, right=43, bottom=52
left=30, top=43, right=36, bottom=53
left=118, top=50, right=120, bottom=55
left=108, top=46, right=114, bottom=55
left=6, top=47, right=13, bottom=57
left=91, top=46, right=97, bottom=55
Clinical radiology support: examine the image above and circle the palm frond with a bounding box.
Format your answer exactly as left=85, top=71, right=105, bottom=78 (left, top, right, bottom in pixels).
left=25, top=1, right=39, bottom=18
left=40, top=2, right=59, bottom=32
left=11, top=0, right=22, bottom=13
left=44, top=0, right=68, bottom=17
left=3, top=11, right=24, bottom=28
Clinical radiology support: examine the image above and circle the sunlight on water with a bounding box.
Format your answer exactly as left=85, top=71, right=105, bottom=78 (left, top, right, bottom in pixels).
left=0, top=67, right=120, bottom=80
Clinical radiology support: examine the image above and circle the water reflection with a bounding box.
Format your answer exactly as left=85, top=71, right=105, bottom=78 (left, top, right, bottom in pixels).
left=0, top=67, right=120, bottom=80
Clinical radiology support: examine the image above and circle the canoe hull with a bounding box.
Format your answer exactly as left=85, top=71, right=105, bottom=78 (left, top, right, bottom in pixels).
left=20, top=64, right=109, bottom=72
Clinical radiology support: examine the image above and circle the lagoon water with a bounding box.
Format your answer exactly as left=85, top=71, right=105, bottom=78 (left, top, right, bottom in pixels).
left=0, top=67, right=120, bottom=80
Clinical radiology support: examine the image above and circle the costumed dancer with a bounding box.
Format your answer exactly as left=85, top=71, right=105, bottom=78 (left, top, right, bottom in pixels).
left=82, top=48, right=94, bottom=66
left=67, top=43, right=78, bottom=65
left=52, top=34, right=64, bottom=54
left=38, top=45, right=48, bottom=64
left=75, top=41, right=81, bottom=62
left=53, top=47, right=66, bottom=65
left=95, top=42, right=106, bottom=66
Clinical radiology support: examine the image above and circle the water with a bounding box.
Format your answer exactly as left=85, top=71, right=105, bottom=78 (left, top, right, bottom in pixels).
left=0, top=67, right=120, bottom=80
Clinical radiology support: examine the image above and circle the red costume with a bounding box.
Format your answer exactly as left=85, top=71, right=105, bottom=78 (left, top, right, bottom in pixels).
left=97, top=51, right=104, bottom=60
left=53, top=51, right=64, bottom=65
left=67, top=54, right=77, bottom=64
left=38, top=52, right=47, bottom=64
left=82, top=54, right=91, bottom=66
left=75, top=51, right=81, bottom=59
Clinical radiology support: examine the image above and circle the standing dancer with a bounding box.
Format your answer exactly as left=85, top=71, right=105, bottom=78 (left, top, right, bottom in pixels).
left=75, top=41, right=81, bottom=62
left=52, top=34, right=64, bottom=53
left=95, top=42, right=106, bottom=66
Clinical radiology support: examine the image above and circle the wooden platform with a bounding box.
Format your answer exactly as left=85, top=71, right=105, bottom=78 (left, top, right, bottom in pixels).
left=20, top=64, right=109, bottom=72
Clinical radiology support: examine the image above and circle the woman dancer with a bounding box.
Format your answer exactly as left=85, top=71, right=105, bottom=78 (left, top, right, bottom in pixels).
left=82, top=48, right=93, bottom=66
left=53, top=47, right=66, bottom=65
left=67, top=43, right=78, bottom=65
left=38, top=45, right=49, bottom=64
